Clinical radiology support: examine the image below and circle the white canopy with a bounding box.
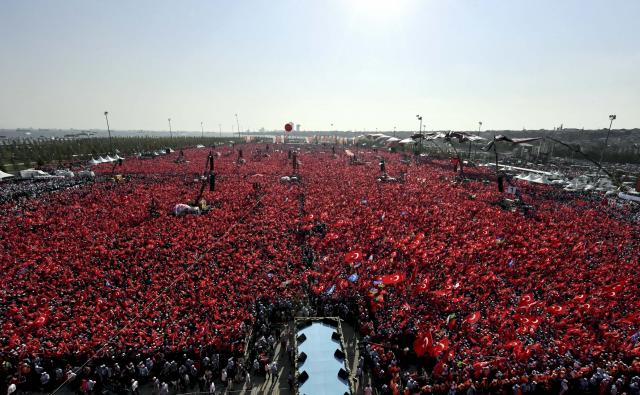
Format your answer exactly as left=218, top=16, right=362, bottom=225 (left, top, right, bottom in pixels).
left=54, top=170, right=74, bottom=178
left=619, top=192, right=640, bottom=202
left=530, top=175, right=551, bottom=184
left=20, top=169, right=50, bottom=179
left=385, top=137, right=401, bottom=145
left=399, top=138, right=416, bottom=145
left=0, top=170, right=14, bottom=180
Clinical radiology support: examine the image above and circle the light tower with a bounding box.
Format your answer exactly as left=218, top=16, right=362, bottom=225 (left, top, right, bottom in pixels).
left=599, top=114, right=617, bottom=164
left=104, top=111, right=112, bottom=153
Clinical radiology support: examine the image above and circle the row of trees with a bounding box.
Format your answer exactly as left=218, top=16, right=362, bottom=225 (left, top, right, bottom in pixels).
left=387, top=139, right=639, bottom=165
left=2, top=134, right=636, bottom=173
left=0, top=136, right=238, bottom=171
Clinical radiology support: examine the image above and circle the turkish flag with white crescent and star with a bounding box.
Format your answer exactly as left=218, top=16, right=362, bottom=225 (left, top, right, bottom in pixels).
left=415, top=276, right=430, bottom=293
left=344, top=251, right=363, bottom=263
left=464, top=311, right=481, bottom=324
left=413, top=330, right=433, bottom=357
left=380, top=273, right=406, bottom=285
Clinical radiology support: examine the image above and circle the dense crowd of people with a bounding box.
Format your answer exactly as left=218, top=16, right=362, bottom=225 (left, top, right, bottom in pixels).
left=1, top=144, right=639, bottom=394
left=0, top=178, right=89, bottom=205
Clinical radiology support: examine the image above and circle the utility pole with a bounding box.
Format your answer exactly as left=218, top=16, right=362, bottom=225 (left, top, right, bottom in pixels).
left=472, top=121, right=482, bottom=160
left=168, top=118, right=173, bottom=139
left=219, top=124, right=222, bottom=138
left=201, top=121, right=204, bottom=138
left=235, top=113, right=241, bottom=139
left=104, top=111, right=112, bottom=153
left=599, top=114, right=617, bottom=164
left=416, top=115, right=423, bottom=153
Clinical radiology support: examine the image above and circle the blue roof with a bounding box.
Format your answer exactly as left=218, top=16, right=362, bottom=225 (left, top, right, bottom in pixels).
left=297, top=322, right=349, bottom=395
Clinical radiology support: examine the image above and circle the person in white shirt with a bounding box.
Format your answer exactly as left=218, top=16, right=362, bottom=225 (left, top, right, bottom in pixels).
left=131, top=379, right=139, bottom=395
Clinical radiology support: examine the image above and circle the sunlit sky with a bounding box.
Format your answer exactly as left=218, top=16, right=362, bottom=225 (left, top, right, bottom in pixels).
left=1, top=0, right=638, bottom=132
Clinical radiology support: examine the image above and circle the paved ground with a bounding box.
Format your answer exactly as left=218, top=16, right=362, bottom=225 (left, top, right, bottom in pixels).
left=214, top=321, right=371, bottom=395
left=44, top=321, right=370, bottom=395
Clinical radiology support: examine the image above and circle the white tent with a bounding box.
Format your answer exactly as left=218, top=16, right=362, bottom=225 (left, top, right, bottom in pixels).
left=424, top=132, right=446, bottom=141
left=77, top=170, right=95, bottom=179
left=530, top=175, right=551, bottom=184
left=385, top=137, right=401, bottom=145
left=619, top=192, right=640, bottom=202
left=20, top=169, right=51, bottom=179
left=0, top=170, right=14, bottom=180
left=54, top=170, right=74, bottom=178
left=399, top=138, right=416, bottom=145
left=518, top=174, right=534, bottom=182
left=89, top=158, right=100, bottom=165
left=373, top=134, right=392, bottom=142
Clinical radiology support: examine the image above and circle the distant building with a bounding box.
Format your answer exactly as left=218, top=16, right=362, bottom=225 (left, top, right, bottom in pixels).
left=296, top=124, right=301, bottom=132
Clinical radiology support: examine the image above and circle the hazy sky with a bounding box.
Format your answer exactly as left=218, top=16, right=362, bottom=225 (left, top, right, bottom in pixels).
left=1, top=0, right=638, bottom=132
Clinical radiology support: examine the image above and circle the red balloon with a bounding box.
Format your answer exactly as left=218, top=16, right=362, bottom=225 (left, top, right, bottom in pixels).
left=284, top=123, right=293, bottom=132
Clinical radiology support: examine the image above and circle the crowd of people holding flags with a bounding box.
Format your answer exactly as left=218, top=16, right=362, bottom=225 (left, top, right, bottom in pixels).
left=1, top=144, right=639, bottom=394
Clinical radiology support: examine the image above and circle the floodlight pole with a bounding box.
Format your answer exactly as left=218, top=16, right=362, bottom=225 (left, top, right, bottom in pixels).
left=472, top=122, right=482, bottom=160
left=104, top=111, right=112, bottom=153
left=599, top=115, right=616, bottom=164
left=201, top=121, right=204, bottom=138
left=219, top=124, right=222, bottom=138
left=492, top=129, right=500, bottom=177
left=416, top=115, right=423, bottom=153
left=235, top=113, right=241, bottom=139
left=168, top=118, right=173, bottom=139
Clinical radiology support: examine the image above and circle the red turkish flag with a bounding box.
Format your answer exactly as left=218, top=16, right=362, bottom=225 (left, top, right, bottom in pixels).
left=547, top=304, right=566, bottom=315
left=518, top=293, right=537, bottom=309
left=344, top=251, right=363, bottom=263
left=464, top=311, right=481, bottom=324
left=380, top=273, right=406, bottom=285
left=413, top=331, right=433, bottom=357
left=574, top=294, right=587, bottom=303
left=415, top=276, right=430, bottom=293
left=431, top=337, right=449, bottom=357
